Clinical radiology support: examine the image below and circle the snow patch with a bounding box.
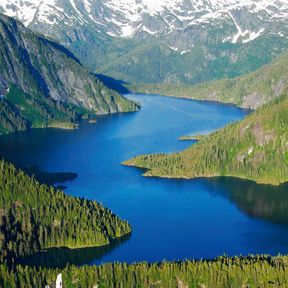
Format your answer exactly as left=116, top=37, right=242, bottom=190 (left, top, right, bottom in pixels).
left=142, top=26, right=158, bottom=35
left=226, top=10, right=248, bottom=43
left=180, top=50, right=191, bottom=55
left=121, top=24, right=137, bottom=37
left=1, top=0, right=57, bottom=26
left=170, top=46, right=179, bottom=51
left=243, top=28, right=265, bottom=43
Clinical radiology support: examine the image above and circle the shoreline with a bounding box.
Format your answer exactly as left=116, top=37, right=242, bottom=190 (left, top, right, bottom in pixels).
left=123, top=161, right=287, bottom=186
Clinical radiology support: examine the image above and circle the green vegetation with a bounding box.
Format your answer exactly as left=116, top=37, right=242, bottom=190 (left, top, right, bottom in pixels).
left=0, top=161, right=131, bottom=263
left=129, top=51, right=288, bottom=109
left=1, top=14, right=288, bottom=288
left=6, top=85, right=80, bottom=127
left=47, top=122, right=78, bottom=130
left=0, top=97, right=30, bottom=134
left=0, top=84, right=82, bottom=133
left=125, top=94, right=288, bottom=185
left=1, top=255, right=288, bottom=287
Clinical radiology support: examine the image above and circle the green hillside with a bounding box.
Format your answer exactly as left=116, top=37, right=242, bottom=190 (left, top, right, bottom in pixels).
left=124, top=94, right=288, bottom=185
left=129, top=52, right=288, bottom=109
left=0, top=161, right=131, bottom=263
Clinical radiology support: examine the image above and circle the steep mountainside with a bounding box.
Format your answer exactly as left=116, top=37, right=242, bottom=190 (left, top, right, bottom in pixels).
left=125, top=94, right=288, bottom=185
left=0, top=161, right=131, bottom=263
left=129, top=51, right=288, bottom=109
left=1, top=1, right=288, bottom=84
left=0, top=14, right=138, bottom=134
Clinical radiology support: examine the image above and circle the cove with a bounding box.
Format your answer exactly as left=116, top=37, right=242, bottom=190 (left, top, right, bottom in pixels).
left=1, top=94, right=288, bottom=268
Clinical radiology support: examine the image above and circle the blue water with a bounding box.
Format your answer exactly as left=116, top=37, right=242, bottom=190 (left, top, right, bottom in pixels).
left=1, top=94, right=288, bottom=268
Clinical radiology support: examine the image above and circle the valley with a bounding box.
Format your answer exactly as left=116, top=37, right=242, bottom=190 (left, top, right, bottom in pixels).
left=0, top=93, right=288, bottom=287
left=0, top=1, right=288, bottom=286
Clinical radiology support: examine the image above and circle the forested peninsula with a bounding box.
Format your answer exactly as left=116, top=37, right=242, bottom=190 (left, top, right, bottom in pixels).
left=124, top=94, right=288, bottom=185
left=0, top=161, right=131, bottom=263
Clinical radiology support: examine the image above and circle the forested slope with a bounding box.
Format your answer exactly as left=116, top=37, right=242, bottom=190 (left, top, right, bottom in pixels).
left=0, top=161, right=131, bottom=263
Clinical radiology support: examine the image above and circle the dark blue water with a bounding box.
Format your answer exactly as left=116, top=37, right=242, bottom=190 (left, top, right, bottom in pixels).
left=1, top=94, right=288, bottom=268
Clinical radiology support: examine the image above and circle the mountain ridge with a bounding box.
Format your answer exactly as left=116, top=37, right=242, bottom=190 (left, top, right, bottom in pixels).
left=1, top=1, right=288, bottom=85
left=1, top=0, right=288, bottom=41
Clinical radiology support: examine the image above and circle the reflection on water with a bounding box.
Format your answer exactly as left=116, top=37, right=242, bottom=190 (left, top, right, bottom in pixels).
left=23, top=166, right=78, bottom=186
left=206, top=178, right=288, bottom=224
left=16, top=234, right=131, bottom=268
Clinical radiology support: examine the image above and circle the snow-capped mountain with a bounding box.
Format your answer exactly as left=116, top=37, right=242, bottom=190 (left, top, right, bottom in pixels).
left=1, top=0, right=288, bottom=84
left=1, top=0, right=288, bottom=41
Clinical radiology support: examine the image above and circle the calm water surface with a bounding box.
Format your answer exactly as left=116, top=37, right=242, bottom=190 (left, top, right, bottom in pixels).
left=1, top=94, right=288, bottom=268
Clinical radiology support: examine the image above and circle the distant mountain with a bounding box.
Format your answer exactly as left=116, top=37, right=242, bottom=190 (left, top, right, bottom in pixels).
left=125, top=93, right=288, bottom=185
left=0, top=0, right=288, bottom=85
left=1, top=0, right=288, bottom=41
left=129, top=51, right=288, bottom=109
left=0, top=14, right=138, bottom=134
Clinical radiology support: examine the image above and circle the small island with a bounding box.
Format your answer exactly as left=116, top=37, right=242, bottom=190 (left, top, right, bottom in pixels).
left=48, top=122, right=79, bottom=130
left=88, top=118, right=97, bottom=124
left=178, top=134, right=206, bottom=141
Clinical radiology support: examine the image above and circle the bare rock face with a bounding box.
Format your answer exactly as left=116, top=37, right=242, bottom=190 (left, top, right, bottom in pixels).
left=272, top=79, right=287, bottom=97
left=0, top=73, right=8, bottom=95
left=242, top=92, right=265, bottom=109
